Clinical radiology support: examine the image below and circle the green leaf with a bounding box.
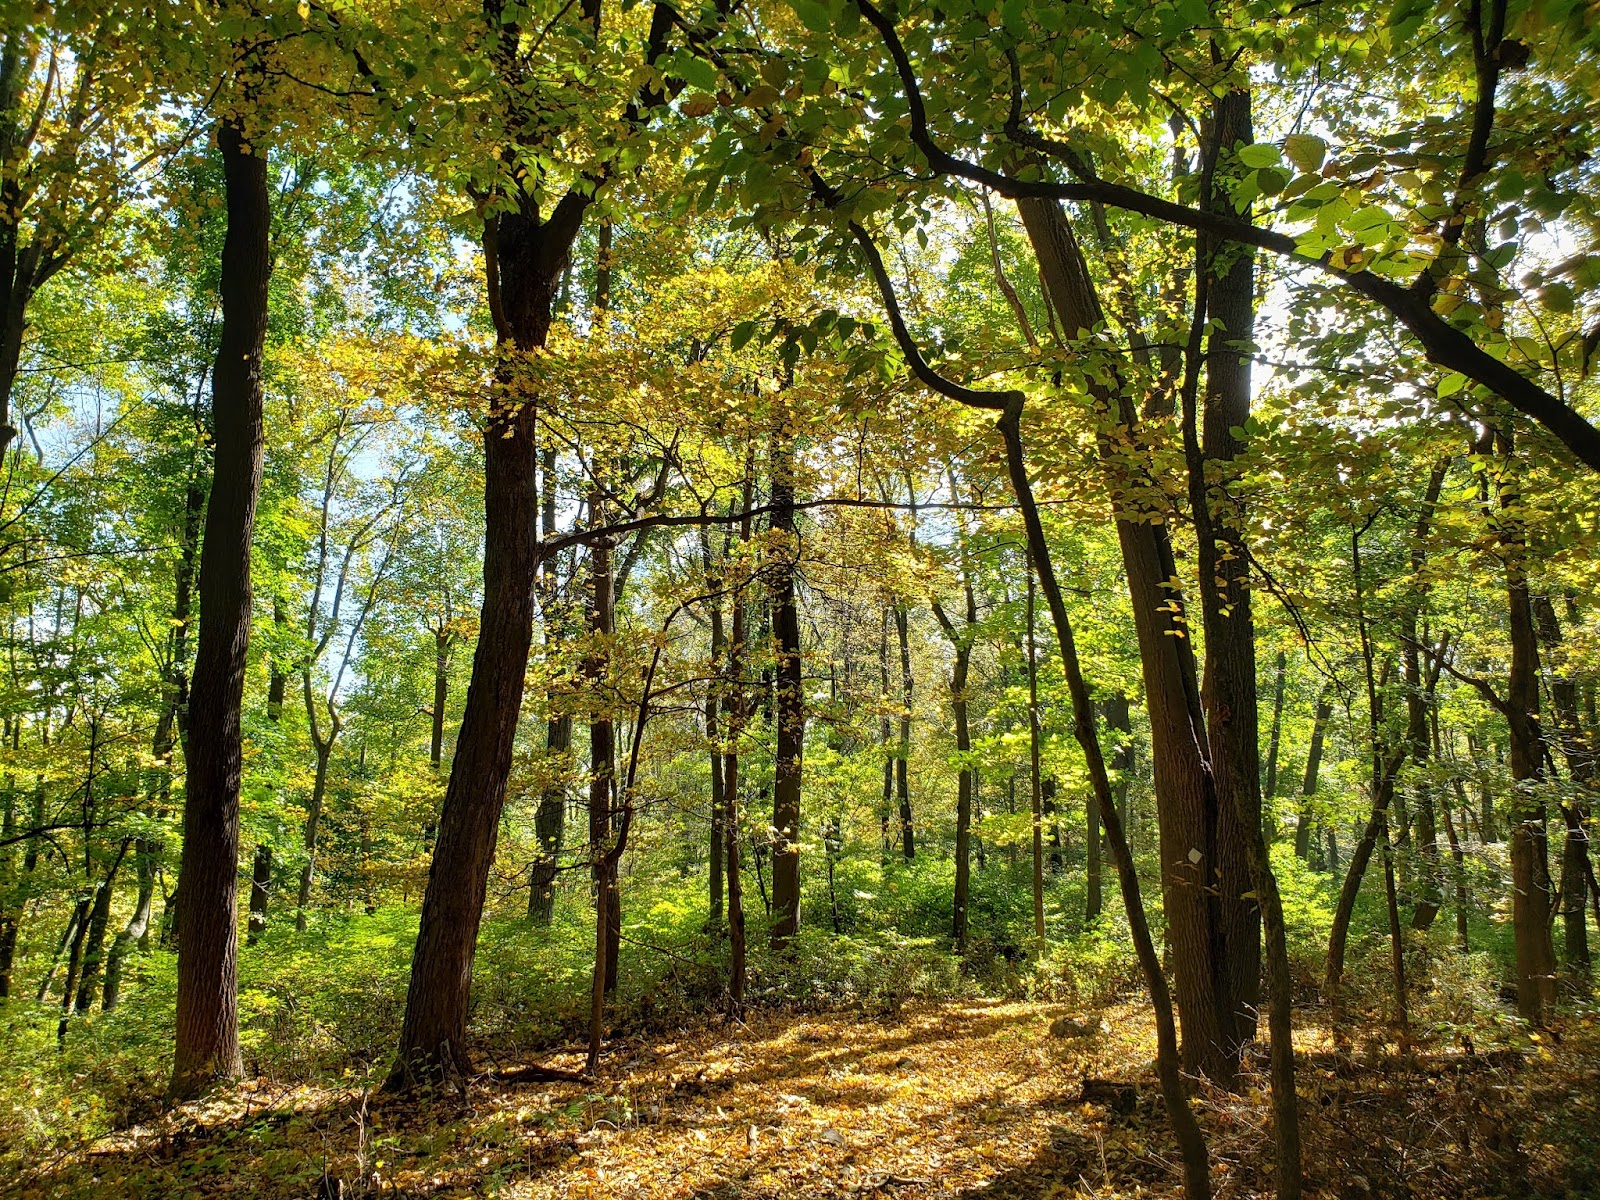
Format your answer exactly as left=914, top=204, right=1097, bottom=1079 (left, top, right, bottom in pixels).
left=1436, top=372, right=1467, bottom=398
left=790, top=0, right=834, bottom=34
left=676, top=53, right=718, bottom=93
left=1283, top=133, right=1327, bottom=173
left=1237, top=143, right=1282, bottom=169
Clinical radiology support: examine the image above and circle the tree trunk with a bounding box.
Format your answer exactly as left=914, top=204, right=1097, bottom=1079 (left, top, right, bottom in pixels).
left=293, top=736, right=332, bottom=931
left=1500, top=454, right=1556, bottom=1022
left=769, top=418, right=803, bottom=949
left=1295, top=687, right=1333, bottom=859
left=1263, top=651, right=1287, bottom=827
left=103, top=841, right=157, bottom=1008
left=895, top=602, right=914, bottom=858
left=1533, top=595, right=1592, bottom=976
left=170, top=116, right=270, bottom=1100
left=723, top=478, right=752, bottom=1013
left=1026, top=565, right=1045, bottom=946
left=528, top=716, right=570, bottom=924
left=707, top=590, right=725, bottom=927
left=1019, top=193, right=1243, bottom=1086
left=998, top=405, right=1213, bottom=1200
left=388, top=205, right=565, bottom=1087
left=74, top=842, right=129, bottom=1015
left=1188, top=85, right=1264, bottom=1059
left=951, top=639, right=973, bottom=948
left=243, top=843, right=270, bottom=946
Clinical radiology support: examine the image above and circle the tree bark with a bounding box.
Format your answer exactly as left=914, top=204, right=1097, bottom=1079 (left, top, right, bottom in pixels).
left=1295, top=687, right=1333, bottom=860
left=895, top=601, right=914, bottom=859
left=998, top=405, right=1213, bottom=1200
left=1533, top=595, right=1592, bottom=976
left=1027, top=564, right=1045, bottom=948
left=388, top=200, right=565, bottom=1087
left=768, top=416, right=803, bottom=948
left=1498, top=439, right=1556, bottom=1023
left=1263, top=651, right=1287, bottom=827
left=1019, top=193, right=1243, bottom=1086
left=170, top=115, right=270, bottom=1100
left=246, top=844, right=271, bottom=946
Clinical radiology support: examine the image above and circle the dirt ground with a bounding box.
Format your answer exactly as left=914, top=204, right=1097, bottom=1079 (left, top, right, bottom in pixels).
left=17, top=999, right=1600, bottom=1199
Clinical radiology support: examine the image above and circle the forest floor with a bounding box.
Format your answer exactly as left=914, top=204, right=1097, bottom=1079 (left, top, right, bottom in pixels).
left=16, top=997, right=1600, bottom=1200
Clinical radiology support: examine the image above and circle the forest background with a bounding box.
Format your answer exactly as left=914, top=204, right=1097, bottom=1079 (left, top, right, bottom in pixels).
left=1, top=0, right=1599, bottom=1196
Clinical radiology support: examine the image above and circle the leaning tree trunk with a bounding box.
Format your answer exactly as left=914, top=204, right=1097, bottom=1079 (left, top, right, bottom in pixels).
left=997, top=404, right=1213, bottom=1200
left=387, top=202, right=567, bottom=1088
left=170, top=116, right=271, bottom=1101
left=1019, top=194, right=1244, bottom=1086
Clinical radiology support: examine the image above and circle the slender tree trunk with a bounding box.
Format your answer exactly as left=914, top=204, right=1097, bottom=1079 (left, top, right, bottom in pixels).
left=769, top=417, right=803, bottom=948
left=895, top=601, right=914, bottom=859
left=707, top=592, right=725, bottom=927
left=1027, top=564, right=1045, bottom=947
left=246, top=844, right=271, bottom=945
left=1263, top=651, right=1287, bottom=831
left=723, top=474, right=753, bottom=1014
left=0, top=730, right=19, bottom=997
left=1295, top=687, right=1332, bottom=860
left=1407, top=632, right=1443, bottom=931
left=295, top=738, right=332, bottom=931
left=879, top=612, right=894, bottom=863
left=1090, top=695, right=1131, bottom=924
left=104, top=843, right=157, bottom=1008
left=998, top=405, right=1212, bottom=1200
left=74, top=841, right=129, bottom=1015
left=951, top=640, right=973, bottom=948
left=170, top=115, right=270, bottom=1100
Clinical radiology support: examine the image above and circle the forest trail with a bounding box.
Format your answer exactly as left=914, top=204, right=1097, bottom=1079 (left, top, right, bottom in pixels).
left=21, top=998, right=1600, bottom=1200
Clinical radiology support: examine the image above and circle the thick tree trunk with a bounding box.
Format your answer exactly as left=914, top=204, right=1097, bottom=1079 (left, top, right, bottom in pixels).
left=1188, top=86, right=1264, bottom=1059
left=388, top=203, right=564, bottom=1089
left=769, top=420, right=803, bottom=948
left=1503, top=541, right=1556, bottom=1020
left=170, top=117, right=270, bottom=1100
